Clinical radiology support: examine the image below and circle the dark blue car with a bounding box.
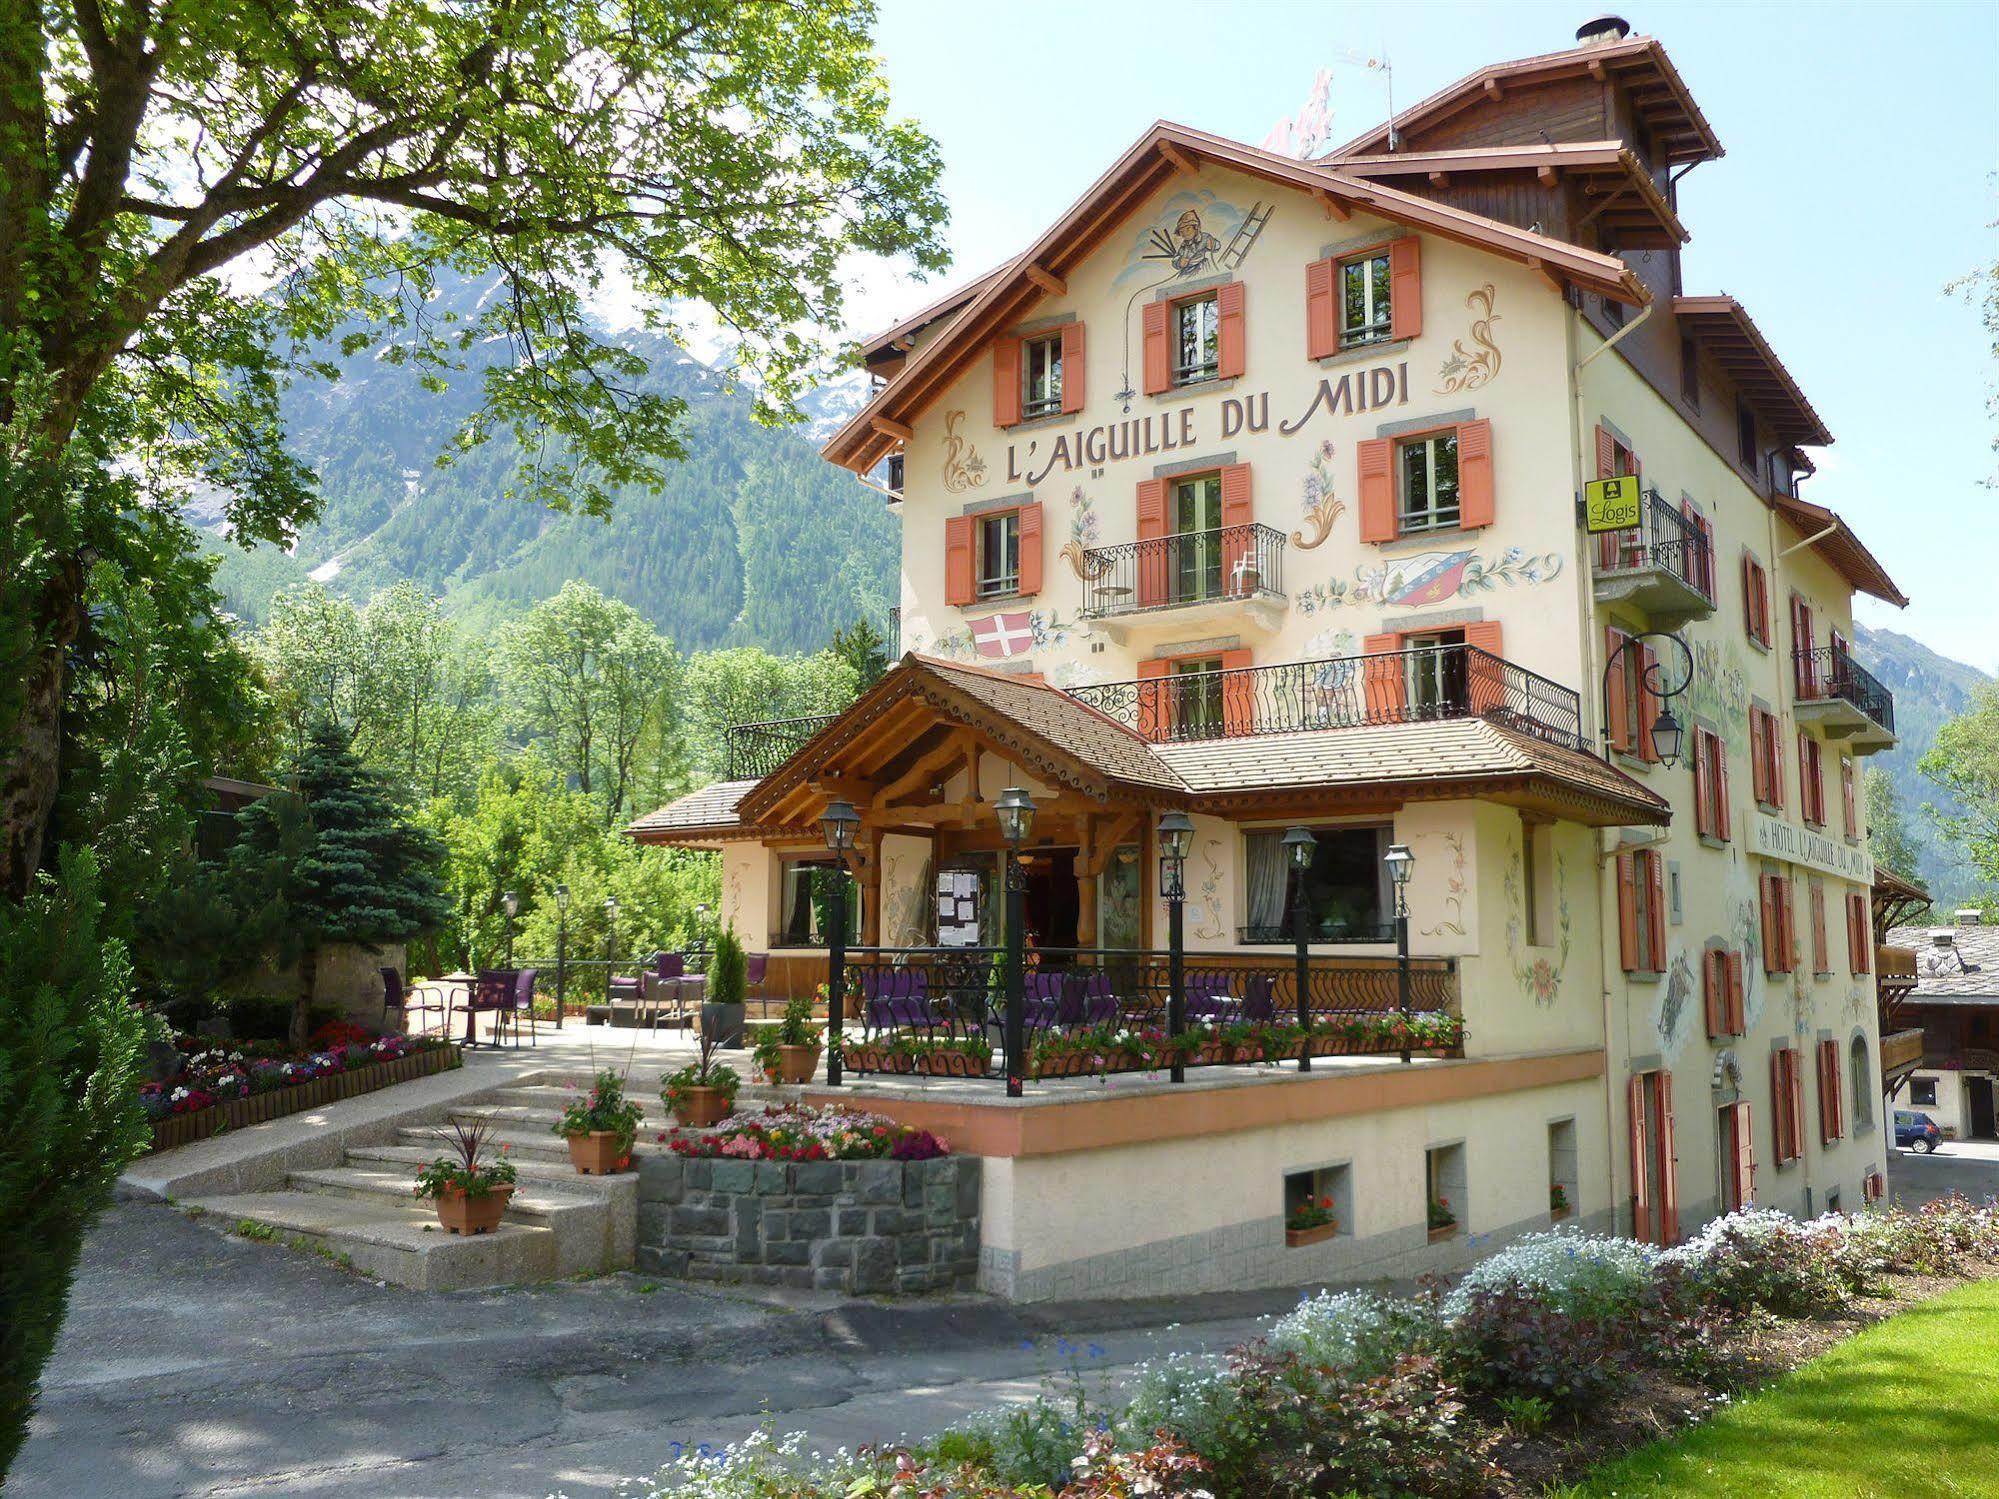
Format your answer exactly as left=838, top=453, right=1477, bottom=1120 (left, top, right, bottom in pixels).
left=1895, top=1109, right=1943, bottom=1153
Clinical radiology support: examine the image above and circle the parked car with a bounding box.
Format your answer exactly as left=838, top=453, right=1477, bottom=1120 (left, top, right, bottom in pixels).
left=1895, top=1109, right=1944, bottom=1153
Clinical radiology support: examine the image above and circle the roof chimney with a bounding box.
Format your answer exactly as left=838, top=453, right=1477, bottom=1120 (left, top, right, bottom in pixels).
left=1956, top=907, right=1984, bottom=927
left=1576, top=14, right=1633, bottom=47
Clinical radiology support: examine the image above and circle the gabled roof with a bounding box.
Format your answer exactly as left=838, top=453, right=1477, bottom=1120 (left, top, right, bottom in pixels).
left=1328, top=33, right=1722, bottom=168
left=822, top=120, right=1650, bottom=476
left=1674, top=296, right=1833, bottom=448
left=626, top=779, right=761, bottom=843
left=1334, top=140, right=1689, bottom=247
left=858, top=265, right=1008, bottom=368
left=1774, top=491, right=1908, bottom=608
left=1887, top=923, right=1999, bottom=1002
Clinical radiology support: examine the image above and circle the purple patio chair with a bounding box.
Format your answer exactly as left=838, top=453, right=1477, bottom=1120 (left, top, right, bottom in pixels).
left=746, top=953, right=769, bottom=1016
left=472, top=969, right=517, bottom=1048
left=499, top=967, right=539, bottom=1049
left=382, top=966, right=450, bottom=1037
left=1185, top=971, right=1236, bottom=1024
left=1242, top=972, right=1276, bottom=1024
left=1057, top=972, right=1119, bottom=1027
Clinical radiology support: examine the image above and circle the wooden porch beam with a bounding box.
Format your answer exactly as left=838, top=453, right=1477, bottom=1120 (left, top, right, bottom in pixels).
left=1428, top=170, right=1451, bottom=188
left=1484, top=78, right=1504, bottom=102
left=1159, top=141, right=1198, bottom=176
left=872, top=416, right=913, bottom=443
left=1537, top=164, right=1560, bottom=188
left=1024, top=263, right=1067, bottom=297
left=1524, top=257, right=1565, bottom=295
left=1313, top=189, right=1351, bottom=222
left=873, top=731, right=976, bottom=809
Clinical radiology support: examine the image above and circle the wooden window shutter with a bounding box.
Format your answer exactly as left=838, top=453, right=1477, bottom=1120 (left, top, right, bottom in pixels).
left=1657, top=1071, right=1680, bottom=1245
left=1357, top=438, right=1397, bottom=542
left=1220, top=647, right=1255, bottom=737
left=1810, top=880, right=1828, bottom=973
left=1361, top=631, right=1408, bottom=721
left=1135, top=658, right=1172, bottom=742
left=1645, top=851, right=1667, bottom=972
left=1761, top=875, right=1783, bottom=974
left=1059, top=322, right=1086, bottom=416
left=1703, top=950, right=1724, bottom=1039
left=1787, top=1051, right=1807, bottom=1162
left=1219, top=463, right=1255, bottom=594
left=1216, top=281, right=1247, bottom=380
left=1742, top=556, right=1759, bottom=641
left=993, top=335, right=1022, bottom=427
left=944, top=515, right=976, bottom=607
left=1305, top=257, right=1339, bottom=360
left=1456, top=418, right=1495, bottom=528
left=1636, top=642, right=1660, bottom=761
left=1462, top=620, right=1505, bottom=715
left=1818, top=1040, right=1839, bottom=1144
left=1693, top=733, right=1714, bottom=839
left=1749, top=710, right=1771, bottom=804
left=1136, top=477, right=1170, bottom=608
left=1792, top=595, right=1816, bottom=695
left=1605, top=628, right=1631, bottom=753
left=1141, top=301, right=1171, bottom=395
left=1595, top=424, right=1617, bottom=479
left=1714, top=733, right=1731, bottom=837
left=1841, top=758, right=1858, bottom=836
left=1771, top=1053, right=1790, bottom=1163
left=1388, top=236, right=1423, bottom=340
left=1616, top=850, right=1639, bottom=972
left=1016, top=502, right=1044, bottom=597
left=1733, top=1102, right=1757, bottom=1208
left=1628, top=1073, right=1651, bottom=1245
left=1726, top=951, right=1746, bottom=1033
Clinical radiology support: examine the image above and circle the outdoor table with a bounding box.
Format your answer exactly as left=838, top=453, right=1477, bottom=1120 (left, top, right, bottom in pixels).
left=435, top=971, right=479, bottom=1045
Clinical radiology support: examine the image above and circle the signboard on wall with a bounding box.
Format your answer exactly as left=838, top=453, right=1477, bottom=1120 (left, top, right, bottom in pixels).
left=1750, top=812, right=1875, bottom=885
left=1581, top=475, right=1642, bottom=533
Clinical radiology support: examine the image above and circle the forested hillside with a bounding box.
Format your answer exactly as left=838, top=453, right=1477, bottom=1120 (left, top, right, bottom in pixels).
left=203, top=272, right=897, bottom=652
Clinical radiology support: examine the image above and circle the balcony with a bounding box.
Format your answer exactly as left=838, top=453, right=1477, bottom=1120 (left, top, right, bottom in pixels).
left=1877, top=943, right=1919, bottom=1002
left=723, top=713, right=839, bottom=780
left=1792, top=644, right=1896, bottom=754
left=1064, top=643, right=1584, bottom=750
left=1077, top=524, right=1287, bottom=642
left=1590, top=488, right=1716, bottom=628
left=1882, top=1027, right=1926, bottom=1091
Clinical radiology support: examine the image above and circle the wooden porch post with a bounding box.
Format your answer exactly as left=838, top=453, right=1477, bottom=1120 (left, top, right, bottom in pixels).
left=1076, top=814, right=1098, bottom=948
left=859, top=828, right=883, bottom=946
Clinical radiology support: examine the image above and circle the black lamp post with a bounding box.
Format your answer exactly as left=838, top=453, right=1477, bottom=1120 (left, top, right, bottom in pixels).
left=501, top=890, right=518, bottom=969
left=1283, top=827, right=1317, bottom=1072
left=1600, top=630, right=1692, bottom=768
left=1157, top=810, right=1194, bottom=1084
left=994, top=786, right=1037, bottom=1098
left=554, top=883, right=569, bottom=1029
left=604, top=895, right=619, bottom=1012
left=1384, top=843, right=1415, bottom=1063
left=820, top=797, right=860, bottom=1086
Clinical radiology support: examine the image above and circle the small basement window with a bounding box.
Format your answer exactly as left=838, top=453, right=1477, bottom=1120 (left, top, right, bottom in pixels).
left=1425, top=1142, right=1466, bottom=1239
left=1548, top=1118, right=1578, bottom=1221
left=1283, top=1163, right=1352, bottom=1242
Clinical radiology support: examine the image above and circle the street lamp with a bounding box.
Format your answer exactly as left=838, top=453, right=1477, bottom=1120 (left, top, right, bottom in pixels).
left=995, top=787, right=1037, bottom=1098
left=1599, top=630, right=1694, bottom=770
left=1282, top=827, right=1317, bottom=1072
left=604, top=895, right=619, bottom=1013
left=1650, top=706, right=1684, bottom=769
left=1157, top=810, right=1194, bottom=1084
left=1384, top=843, right=1415, bottom=1063
left=820, top=798, right=860, bottom=1086
left=502, top=890, right=519, bottom=968
left=553, top=884, right=569, bottom=1029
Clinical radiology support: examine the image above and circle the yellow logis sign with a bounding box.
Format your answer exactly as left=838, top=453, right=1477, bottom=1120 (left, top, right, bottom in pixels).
left=1582, top=475, right=1642, bottom=533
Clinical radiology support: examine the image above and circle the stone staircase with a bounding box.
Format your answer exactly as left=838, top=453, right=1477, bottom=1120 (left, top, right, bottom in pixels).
left=187, top=1078, right=654, bottom=1291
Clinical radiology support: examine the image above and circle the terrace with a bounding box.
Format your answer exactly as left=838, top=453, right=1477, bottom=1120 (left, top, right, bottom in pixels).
left=1077, top=524, right=1288, bottom=640
left=1792, top=643, right=1896, bottom=754
left=1589, top=488, right=1717, bottom=629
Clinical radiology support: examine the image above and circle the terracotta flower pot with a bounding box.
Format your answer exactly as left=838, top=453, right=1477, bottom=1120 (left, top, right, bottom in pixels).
left=435, top=1183, right=513, bottom=1235
left=565, top=1130, right=629, bottom=1175
left=1427, top=1223, right=1457, bottom=1244
left=1551, top=1203, right=1572, bottom=1222
left=775, top=1044, right=822, bottom=1084
left=673, top=1086, right=732, bottom=1128
left=1286, top=1222, right=1337, bottom=1248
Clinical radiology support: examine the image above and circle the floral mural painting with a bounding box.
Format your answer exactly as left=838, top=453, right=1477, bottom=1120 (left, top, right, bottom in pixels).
left=1060, top=486, right=1112, bottom=580
left=1292, top=439, right=1346, bottom=550
left=1418, top=832, right=1467, bottom=938
left=1190, top=836, right=1227, bottom=942
left=1435, top=284, right=1502, bottom=395
left=941, top=410, right=987, bottom=493
left=1295, top=579, right=1352, bottom=615
left=1503, top=845, right=1573, bottom=1006
left=1354, top=547, right=1562, bottom=609
left=924, top=609, right=1077, bottom=663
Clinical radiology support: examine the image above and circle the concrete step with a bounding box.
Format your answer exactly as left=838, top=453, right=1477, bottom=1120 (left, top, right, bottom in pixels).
left=397, top=1122, right=578, bottom=1164
left=349, top=1142, right=636, bottom=1194
left=186, top=1190, right=558, bottom=1291
left=480, top=1083, right=671, bottom=1115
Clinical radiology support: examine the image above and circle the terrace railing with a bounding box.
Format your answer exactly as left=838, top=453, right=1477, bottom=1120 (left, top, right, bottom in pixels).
left=1593, top=487, right=1715, bottom=602
left=1065, top=644, right=1584, bottom=751
left=724, top=712, right=841, bottom=780
left=1793, top=644, right=1895, bottom=734
left=1077, top=524, right=1286, bottom=619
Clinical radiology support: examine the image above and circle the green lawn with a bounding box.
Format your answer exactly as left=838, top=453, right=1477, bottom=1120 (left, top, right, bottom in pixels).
left=1565, top=1276, right=1999, bottom=1498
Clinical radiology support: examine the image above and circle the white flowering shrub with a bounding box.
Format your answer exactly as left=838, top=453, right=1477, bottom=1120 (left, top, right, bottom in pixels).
left=1443, top=1229, right=1658, bottom=1319
left=1118, top=1349, right=1239, bottom=1458
left=1266, top=1289, right=1441, bottom=1374
left=614, top=1428, right=858, bottom=1499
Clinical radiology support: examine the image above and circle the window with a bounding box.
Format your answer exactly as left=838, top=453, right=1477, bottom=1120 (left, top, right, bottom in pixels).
left=1605, top=627, right=1658, bottom=762
left=1810, top=878, right=1830, bottom=975
left=1399, top=431, right=1461, bottom=532
left=1173, top=654, right=1225, bottom=737
left=1522, top=819, right=1553, bottom=947
left=1172, top=293, right=1219, bottom=385
left=1693, top=726, right=1730, bottom=841
left=1761, top=870, right=1795, bottom=974
left=1769, top=450, right=1793, bottom=499
left=1720, top=1099, right=1756, bottom=1211
left=1847, top=891, right=1872, bottom=974
left=1911, top=1077, right=1938, bottom=1108
left=1772, top=1046, right=1806, bottom=1166
left=1602, top=292, right=1624, bottom=329
left=1171, top=472, right=1224, bottom=603
left=1548, top=1118, right=1579, bottom=1220
left=1799, top=732, right=1826, bottom=826
left=1340, top=251, right=1393, bottom=347
left=1242, top=825, right=1391, bottom=942
left=1619, top=846, right=1667, bottom=974
left=1817, top=1038, right=1846, bottom=1145
left=1737, top=401, right=1757, bottom=468
left=1404, top=628, right=1469, bottom=718
left=1425, top=1143, right=1466, bottom=1239
left=978, top=511, right=1020, bottom=597
left=1283, top=1163, right=1352, bottom=1241
left=1743, top=554, right=1772, bottom=647
left=1704, top=947, right=1746, bottom=1038
left=776, top=858, right=860, bottom=947
left=1750, top=706, right=1784, bottom=810
left=1850, top=1037, right=1874, bottom=1129
left=1679, top=335, right=1700, bottom=409
left=1841, top=757, right=1858, bottom=839
left=1022, top=333, right=1063, bottom=420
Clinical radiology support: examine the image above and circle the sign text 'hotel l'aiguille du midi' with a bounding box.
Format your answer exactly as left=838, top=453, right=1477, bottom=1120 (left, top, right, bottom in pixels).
left=1749, top=811, right=1875, bottom=885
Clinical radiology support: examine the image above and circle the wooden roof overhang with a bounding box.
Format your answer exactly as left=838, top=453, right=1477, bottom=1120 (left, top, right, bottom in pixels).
left=1328, top=34, right=1723, bottom=168
left=822, top=121, right=1651, bottom=477
left=1673, top=296, right=1833, bottom=448
left=1185, top=770, right=1666, bottom=829
left=1335, top=141, right=1689, bottom=249
left=1774, top=492, right=1908, bottom=608
left=858, top=266, right=1007, bottom=375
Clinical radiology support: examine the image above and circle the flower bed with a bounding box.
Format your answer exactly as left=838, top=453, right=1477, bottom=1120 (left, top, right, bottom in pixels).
left=1024, top=1013, right=1464, bottom=1077
left=661, top=1104, right=948, bottom=1162
left=140, top=1034, right=460, bottom=1152
left=613, top=1196, right=1999, bottom=1499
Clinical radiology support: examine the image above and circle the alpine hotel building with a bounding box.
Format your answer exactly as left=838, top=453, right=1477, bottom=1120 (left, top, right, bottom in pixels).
left=634, top=16, right=1909, bottom=1299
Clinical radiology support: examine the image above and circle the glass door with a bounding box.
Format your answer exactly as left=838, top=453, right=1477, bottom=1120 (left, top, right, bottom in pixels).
left=1173, top=474, right=1223, bottom=603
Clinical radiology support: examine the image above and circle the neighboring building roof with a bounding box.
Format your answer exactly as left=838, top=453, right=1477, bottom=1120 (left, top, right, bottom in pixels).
left=626, top=779, right=761, bottom=843
left=1327, top=33, right=1723, bottom=167
left=858, top=265, right=1009, bottom=366
left=822, top=120, right=1651, bottom=477
left=1886, top=922, right=1999, bottom=1001
left=1673, top=296, right=1833, bottom=448
left=1874, top=864, right=1930, bottom=906
left=1773, top=492, right=1908, bottom=608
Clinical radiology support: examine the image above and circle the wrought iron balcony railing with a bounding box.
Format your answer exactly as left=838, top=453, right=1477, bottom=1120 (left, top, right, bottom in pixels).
left=1793, top=644, right=1895, bottom=735
left=723, top=713, right=840, bottom=780
left=1078, top=524, right=1286, bottom=619
left=1238, top=920, right=1396, bottom=945
left=1592, top=487, right=1716, bottom=602
left=1065, top=644, right=1584, bottom=751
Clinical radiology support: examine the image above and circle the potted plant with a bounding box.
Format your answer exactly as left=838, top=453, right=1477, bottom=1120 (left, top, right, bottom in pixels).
left=1427, top=1195, right=1458, bottom=1243
left=1285, top=1195, right=1338, bottom=1248
left=701, top=924, right=748, bottom=1048
left=909, top=1034, right=993, bottom=1077
left=412, top=1120, right=517, bottom=1235
left=1550, top=1181, right=1571, bottom=1220
left=664, top=1032, right=740, bottom=1127
left=771, top=994, right=823, bottom=1083
left=551, top=1068, right=644, bottom=1174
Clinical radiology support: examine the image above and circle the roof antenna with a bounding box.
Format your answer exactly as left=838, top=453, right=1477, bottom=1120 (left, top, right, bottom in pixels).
left=1377, top=47, right=1398, bottom=150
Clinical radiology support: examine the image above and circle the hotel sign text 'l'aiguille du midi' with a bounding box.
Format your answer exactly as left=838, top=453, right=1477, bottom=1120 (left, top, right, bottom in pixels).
left=1749, top=811, right=1876, bottom=885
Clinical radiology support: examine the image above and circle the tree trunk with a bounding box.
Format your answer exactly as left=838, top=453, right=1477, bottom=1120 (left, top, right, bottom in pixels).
left=1, top=600, right=82, bottom=902
left=291, top=944, right=320, bottom=1051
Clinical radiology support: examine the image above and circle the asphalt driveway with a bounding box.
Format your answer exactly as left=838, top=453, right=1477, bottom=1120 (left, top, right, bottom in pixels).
left=1887, top=1135, right=1999, bottom=1208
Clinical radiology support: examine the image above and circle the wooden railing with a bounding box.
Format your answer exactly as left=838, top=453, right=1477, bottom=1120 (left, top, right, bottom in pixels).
left=1880, top=1027, right=1924, bottom=1075
left=1877, top=944, right=1918, bottom=982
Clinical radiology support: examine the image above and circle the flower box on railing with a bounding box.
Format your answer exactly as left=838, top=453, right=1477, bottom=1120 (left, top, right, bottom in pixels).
left=144, top=1044, right=463, bottom=1154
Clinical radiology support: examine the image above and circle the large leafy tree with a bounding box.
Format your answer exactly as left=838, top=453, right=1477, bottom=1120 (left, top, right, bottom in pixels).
left=1921, top=686, right=1999, bottom=888
left=0, top=0, right=948, bottom=897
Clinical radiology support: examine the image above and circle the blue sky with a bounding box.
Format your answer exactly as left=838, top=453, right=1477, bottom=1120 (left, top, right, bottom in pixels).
left=863, top=1, right=1999, bottom=668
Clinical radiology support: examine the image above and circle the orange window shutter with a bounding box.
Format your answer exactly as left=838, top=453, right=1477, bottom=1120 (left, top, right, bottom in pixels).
left=1645, top=852, right=1666, bottom=972
left=1811, top=881, right=1828, bottom=972
left=1220, top=647, right=1255, bottom=737
left=1462, top=620, right=1504, bottom=715
left=1714, top=734, right=1731, bottom=836
left=1388, top=235, right=1423, bottom=341
left=1788, top=1052, right=1807, bottom=1162
left=1135, top=658, right=1172, bottom=742
left=1761, top=876, right=1781, bottom=974
left=1016, top=502, right=1044, bottom=597
left=993, top=335, right=1022, bottom=428
left=1693, top=734, right=1713, bottom=839
left=1735, top=1103, right=1757, bottom=1207
left=1636, top=643, right=1660, bottom=761
left=944, top=515, right=976, bottom=607
left=1657, top=1071, right=1679, bottom=1245
left=1726, top=951, right=1745, bottom=1033
left=1749, top=711, right=1769, bottom=803
left=1456, top=419, right=1495, bottom=528
left=1059, top=321, right=1086, bottom=416
left=1136, top=477, right=1169, bottom=608
left=1361, top=631, right=1408, bottom=721
left=1605, top=628, right=1631, bottom=752
left=1616, top=850, right=1639, bottom=971
left=1595, top=424, right=1617, bottom=479
left=1628, top=1073, right=1652, bottom=1245
left=1216, top=280, right=1247, bottom=380
left=1219, top=463, right=1254, bottom=593
left=1141, top=301, right=1171, bottom=395
left=1770, top=1054, right=1788, bottom=1161
left=1357, top=438, right=1396, bottom=542
left=1703, top=950, right=1723, bottom=1038
left=1305, top=257, right=1339, bottom=360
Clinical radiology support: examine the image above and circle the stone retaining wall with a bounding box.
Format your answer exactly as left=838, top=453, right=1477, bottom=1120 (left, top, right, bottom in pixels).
left=636, top=1154, right=980, bottom=1294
